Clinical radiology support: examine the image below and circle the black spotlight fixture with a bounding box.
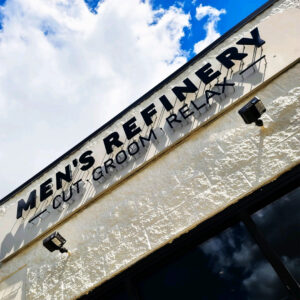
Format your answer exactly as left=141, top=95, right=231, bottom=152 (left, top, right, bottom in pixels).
left=238, top=97, right=266, bottom=126
left=43, top=231, right=68, bottom=254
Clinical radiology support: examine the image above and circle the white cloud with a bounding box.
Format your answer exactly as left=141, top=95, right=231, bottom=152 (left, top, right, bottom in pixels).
left=0, top=0, right=190, bottom=198
left=193, top=4, right=225, bottom=53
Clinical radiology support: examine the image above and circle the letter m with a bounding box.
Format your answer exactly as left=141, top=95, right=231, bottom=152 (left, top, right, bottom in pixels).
left=16, top=190, right=36, bottom=219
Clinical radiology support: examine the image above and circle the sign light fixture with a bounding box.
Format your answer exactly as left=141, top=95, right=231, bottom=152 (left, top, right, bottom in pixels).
left=238, top=97, right=266, bottom=126
left=43, top=232, right=68, bottom=254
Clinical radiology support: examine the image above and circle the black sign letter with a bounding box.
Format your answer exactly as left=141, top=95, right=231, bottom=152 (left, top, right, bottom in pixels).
left=214, top=77, right=235, bottom=93
left=205, top=90, right=220, bottom=104
left=40, top=178, right=53, bottom=202
left=237, top=27, right=265, bottom=48
left=16, top=190, right=37, bottom=219
left=141, top=103, right=157, bottom=126
left=139, top=129, right=157, bottom=147
left=79, top=150, right=95, bottom=171
left=103, top=132, right=123, bottom=155
left=216, top=47, right=247, bottom=69
left=159, top=95, right=173, bottom=111
left=172, top=78, right=198, bottom=101
left=56, top=165, right=72, bottom=190
left=123, top=117, right=141, bottom=140
left=195, top=63, right=221, bottom=85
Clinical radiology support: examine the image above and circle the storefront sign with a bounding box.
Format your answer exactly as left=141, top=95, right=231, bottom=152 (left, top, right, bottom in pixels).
left=16, top=28, right=265, bottom=220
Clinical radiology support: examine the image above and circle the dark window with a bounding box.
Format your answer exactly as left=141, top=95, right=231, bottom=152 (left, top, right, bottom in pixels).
left=80, top=284, right=130, bottom=300
left=252, top=187, right=300, bottom=282
left=137, top=222, right=290, bottom=300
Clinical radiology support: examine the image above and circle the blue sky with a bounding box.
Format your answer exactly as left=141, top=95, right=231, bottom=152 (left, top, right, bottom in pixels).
left=0, top=0, right=269, bottom=198
left=149, top=0, right=268, bottom=58
left=83, top=0, right=268, bottom=58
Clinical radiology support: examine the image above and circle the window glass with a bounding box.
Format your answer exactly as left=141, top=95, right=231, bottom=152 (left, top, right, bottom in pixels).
left=81, top=285, right=130, bottom=300
left=137, top=222, right=290, bottom=300
left=252, top=186, right=300, bottom=282
left=103, top=289, right=130, bottom=300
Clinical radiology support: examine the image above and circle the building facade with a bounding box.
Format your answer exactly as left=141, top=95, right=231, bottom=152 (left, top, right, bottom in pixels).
left=0, top=0, right=299, bottom=299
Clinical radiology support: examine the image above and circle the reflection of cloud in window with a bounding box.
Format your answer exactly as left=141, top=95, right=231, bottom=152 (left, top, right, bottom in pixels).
left=201, top=225, right=260, bottom=272
left=243, top=262, right=285, bottom=300
left=253, top=187, right=300, bottom=281
left=282, top=256, right=300, bottom=282
left=200, top=223, right=288, bottom=299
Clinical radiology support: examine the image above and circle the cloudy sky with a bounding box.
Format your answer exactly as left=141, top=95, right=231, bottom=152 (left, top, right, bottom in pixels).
left=0, top=0, right=268, bottom=199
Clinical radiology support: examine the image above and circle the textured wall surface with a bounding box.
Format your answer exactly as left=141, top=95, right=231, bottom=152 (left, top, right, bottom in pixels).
left=0, top=0, right=300, bottom=299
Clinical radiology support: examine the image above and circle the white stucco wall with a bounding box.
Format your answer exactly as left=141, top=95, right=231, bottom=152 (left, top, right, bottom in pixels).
left=0, top=1, right=300, bottom=299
